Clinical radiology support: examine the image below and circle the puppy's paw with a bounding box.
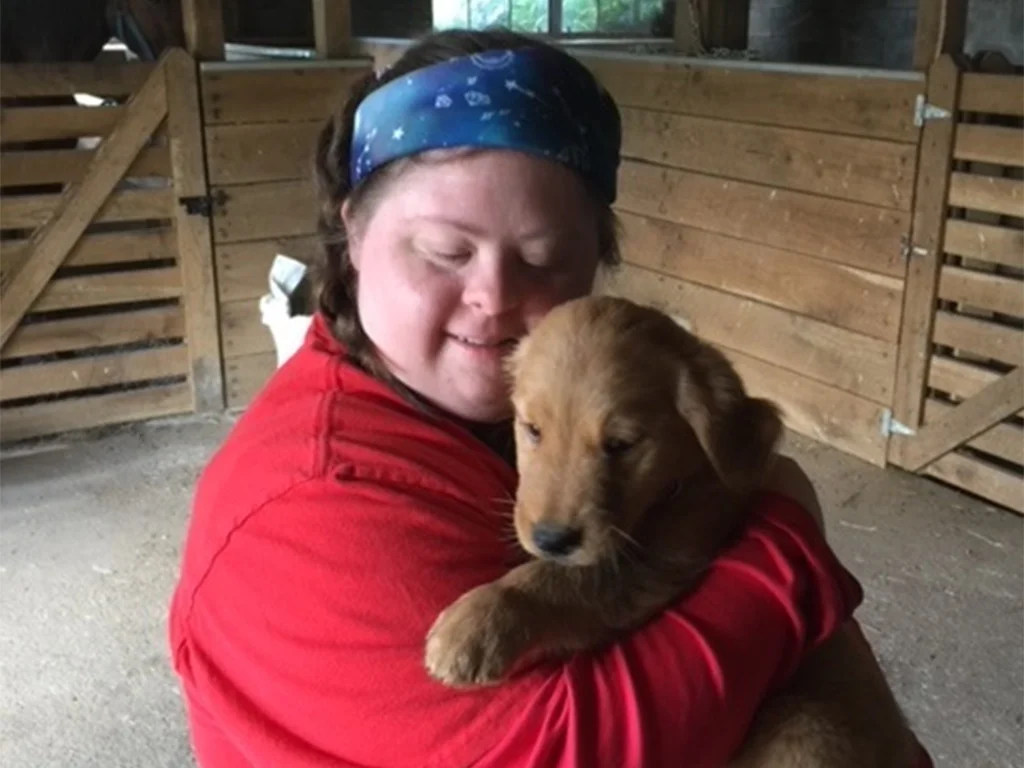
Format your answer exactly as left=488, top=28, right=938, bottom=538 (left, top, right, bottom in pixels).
left=425, top=584, right=526, bottom=688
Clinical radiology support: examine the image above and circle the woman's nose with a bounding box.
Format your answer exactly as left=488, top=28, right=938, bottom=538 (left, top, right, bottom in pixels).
left=462, top=254, right=521, bottom=315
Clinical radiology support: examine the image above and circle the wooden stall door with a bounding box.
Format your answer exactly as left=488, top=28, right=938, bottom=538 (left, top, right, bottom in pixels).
left=889, top=54, right=1024, bottom=513
left=0, top=49, right=223, bottom=443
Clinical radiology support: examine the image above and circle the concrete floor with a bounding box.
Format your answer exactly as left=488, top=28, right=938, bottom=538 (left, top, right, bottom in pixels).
left=0, top=417, right=1021, bottom=768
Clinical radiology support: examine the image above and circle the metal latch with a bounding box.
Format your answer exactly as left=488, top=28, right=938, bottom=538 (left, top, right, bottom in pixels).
left=178, top=189, right=227, bottom=218
left=881, top=409, right=916, bottom=437
left=913, top=94, right=952, bottom=127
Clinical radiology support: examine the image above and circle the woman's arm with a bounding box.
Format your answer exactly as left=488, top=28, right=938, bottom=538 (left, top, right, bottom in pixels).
left=170, top=477, right=859, bottom=768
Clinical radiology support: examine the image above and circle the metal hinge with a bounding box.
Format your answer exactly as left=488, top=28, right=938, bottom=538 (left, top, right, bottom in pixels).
left=913, top=94, right=952, bottom=127
left=178, top=189, right=227, bottom=218
left=900, top=235, right=929, bottom=259
left=881, top=409, right=916, bottom=437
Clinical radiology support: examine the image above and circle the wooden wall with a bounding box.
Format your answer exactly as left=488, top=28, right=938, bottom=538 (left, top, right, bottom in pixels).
left=0, top=53, right=220, bottom=443
left=199, top=60, right=371, bottom=408
left=583, top=53, right=922, bottom=466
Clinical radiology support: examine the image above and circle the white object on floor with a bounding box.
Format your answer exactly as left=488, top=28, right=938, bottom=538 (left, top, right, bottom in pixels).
left=259, top=254, right=314, bottom=368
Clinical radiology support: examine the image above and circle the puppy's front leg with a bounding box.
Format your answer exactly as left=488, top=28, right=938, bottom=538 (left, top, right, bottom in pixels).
left=424, top=559, right=610, bottom=688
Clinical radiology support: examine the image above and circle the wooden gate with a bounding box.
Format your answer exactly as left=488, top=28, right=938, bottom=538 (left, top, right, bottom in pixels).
left=889, top=54, right=1023, bottom=513
left=0, top=49, right=222, bottom=443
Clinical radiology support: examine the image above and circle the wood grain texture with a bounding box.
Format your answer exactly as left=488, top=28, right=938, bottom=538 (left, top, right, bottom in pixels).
left=938, top=266, right=1024, bottom=318
left=0, top=147, right=170, bottom=187
left=220, top=298, right=273, bottom=359
left=926, top=451, right=1023, bottom=513
left=924, top=398, right=1022, bottom=466
left=954, top=124, right=1024, bottom=167
left=602, top=263, right=897, bottom=404
left=200, top=65, right=369, bottom=125
left=204, top=121, right=322, bottom=185
left=576, top=53, right=920, bottom=143
left=913, top=0, right=967, bottom=70
left=1, top=304, right=184, bottom=360
left=621, top=107, right=916, bottom=209
left=1, top=229, right=177, bottom=282
left=0, top=62, right=169, bottom=347
left=0, top=106, right=124, bottom=143
left=928, top=354, right=1002, bottom=400
left=32, top=268, right=182, bottom=312
left=932, top=311, right=1023, bottom=366
left=615, top=159, right=909, bottom=277
left=0, top=61, right=155, bottom=98
left=1, top=344, right=189, bottom=401
left=0, top=188, right=173, bottom=230
left=215, top=235, right=320, bottom=303
left=943, top=219, right=1024, bottom=268
left=313, top=0, right=351, bottom=58
left=0, top=382, right=192, bottom=444
left=211, top=179, right=318, bottom=243
left=225, top=351, right=277, bottom=409
left=948, top=172, right=1024, bottom=218
left=889, top=55, right=961, bottom=464
left=617, top=211, right=903, bottom=342
left=960, top=72, right=1024, bottom=117
left=182, top=0, right=225, bottom=60
left=164, top=48, right=225, bottom=412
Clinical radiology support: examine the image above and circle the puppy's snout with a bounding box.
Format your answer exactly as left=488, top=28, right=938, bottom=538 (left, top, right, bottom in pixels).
left=531, top=524, right=583, bottom=557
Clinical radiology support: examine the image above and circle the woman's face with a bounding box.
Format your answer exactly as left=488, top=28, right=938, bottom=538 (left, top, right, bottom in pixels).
left=344, top=150, right=603, bottom=423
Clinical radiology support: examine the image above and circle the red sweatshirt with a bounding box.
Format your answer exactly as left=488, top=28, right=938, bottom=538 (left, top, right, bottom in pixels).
left=168, top=313, right=869, bottom=768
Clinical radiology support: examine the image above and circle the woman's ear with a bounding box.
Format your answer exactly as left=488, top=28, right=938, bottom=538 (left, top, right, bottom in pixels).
left=340, top=199, right=362, bottom=271
left=672, top=332, right=783, bottom=492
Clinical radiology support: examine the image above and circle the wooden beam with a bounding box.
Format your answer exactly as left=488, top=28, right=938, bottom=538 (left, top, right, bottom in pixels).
left=914, top=0, right=968, bottom=70
left=312, top=0, right=351, bottom=59
left=888, top=54, right=961, bottom=466
left=0, top=62, right=168, bottom=349
left=674, top=0, right=750, bottom=54
left=898, top=367, right=1024, bottom=472
left=164, top=48, right=226, bottom=412
left=182, top=0, right=225, bottom=61
left=673, top=0, right=702, bottom=54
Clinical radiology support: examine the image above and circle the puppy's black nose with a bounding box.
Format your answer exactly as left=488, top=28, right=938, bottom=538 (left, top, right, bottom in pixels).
left=532, top=524, right=583, bottom=556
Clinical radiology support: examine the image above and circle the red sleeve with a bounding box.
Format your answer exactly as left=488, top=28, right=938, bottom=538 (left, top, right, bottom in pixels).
left=170, top=479, right=860, bottom=768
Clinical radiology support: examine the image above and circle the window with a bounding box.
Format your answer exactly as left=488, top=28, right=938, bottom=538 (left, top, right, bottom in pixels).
left=432, top=0, right=666, bottom=36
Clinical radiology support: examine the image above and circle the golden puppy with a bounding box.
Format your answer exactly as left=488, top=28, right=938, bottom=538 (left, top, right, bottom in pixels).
left=425, top=295, right=916, bottom=767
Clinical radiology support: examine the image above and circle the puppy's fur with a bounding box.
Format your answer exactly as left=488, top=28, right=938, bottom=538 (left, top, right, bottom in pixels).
left=424, top=295, right=916, bottom=767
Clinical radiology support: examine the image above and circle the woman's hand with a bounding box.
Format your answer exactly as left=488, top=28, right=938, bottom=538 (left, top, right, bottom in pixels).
left=764, top=455, right=826, bottom=535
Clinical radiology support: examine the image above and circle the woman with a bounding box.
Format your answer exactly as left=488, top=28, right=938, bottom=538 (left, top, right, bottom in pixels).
left=169, top=29, right=865, bottom=767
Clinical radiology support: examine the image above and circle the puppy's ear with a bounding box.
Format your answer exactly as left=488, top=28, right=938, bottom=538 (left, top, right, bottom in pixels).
left=672, top=333, right=783, bottom=492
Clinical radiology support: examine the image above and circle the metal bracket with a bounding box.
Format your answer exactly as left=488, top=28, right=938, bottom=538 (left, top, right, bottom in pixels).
left=900, top=236, right=930, bottom=259
left=179, top=189, right=226, bottom=218
left=913, top=94, right=952, bottom=127
left=881, top=409, right=916, bottom=437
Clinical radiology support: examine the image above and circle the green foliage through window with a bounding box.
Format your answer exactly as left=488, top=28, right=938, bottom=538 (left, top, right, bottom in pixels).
left=433, top=0, right=665, bottom=35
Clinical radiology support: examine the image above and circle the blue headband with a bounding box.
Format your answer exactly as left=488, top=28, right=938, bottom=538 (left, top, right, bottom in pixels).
left=350, top=47, right=622, bottom=203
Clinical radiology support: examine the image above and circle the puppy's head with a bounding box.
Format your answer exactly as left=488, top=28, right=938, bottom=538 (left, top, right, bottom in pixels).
left=506, top=295, right=782, bottom=566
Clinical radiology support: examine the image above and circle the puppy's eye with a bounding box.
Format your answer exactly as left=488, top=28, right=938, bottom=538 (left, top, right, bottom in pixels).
left=602, top=437, right=633, bottom=457
left=523, top=422, right=542, bottom=443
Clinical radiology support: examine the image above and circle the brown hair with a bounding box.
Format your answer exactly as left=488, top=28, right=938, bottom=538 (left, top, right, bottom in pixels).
left=313, top=28, right=621, bottom=377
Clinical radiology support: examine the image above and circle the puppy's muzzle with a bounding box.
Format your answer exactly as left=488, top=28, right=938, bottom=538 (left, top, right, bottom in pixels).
left=531, top=524, right=583, bottom=557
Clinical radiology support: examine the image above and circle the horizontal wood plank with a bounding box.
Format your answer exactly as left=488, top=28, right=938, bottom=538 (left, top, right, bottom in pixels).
left=32, top=267, right=182, bottom=313
left=1, top=344, right=189, bottom=401
left=220, top=298, right=273, bottom=358
left=954, top=124, right=1024, bottom=167
left=0, top=61, right=155, bottom=98
left=1, top=187, right=173, bottom=230
left=933, top=310, right=1023, bottom=366
left=225, top=351, right=277, bottom=409
left=724, top=347, right=887, bottom=466
left=948, top=172, right=1024, bottom=218
left=0, top=146, right=170, bottom=187
left=925, top=398, right=1022, bottom=466
left=959, top=73, right=1024, bottom=118
left=200, top=65, right=369, bottom=125
left=0, top=106, right=124, bottom=144
left=577, top=53, right=920, bottom=143
left=215, top=235, right=320, bottom=303
left=621, top=107, right=915, bottom=209
left=601, top=263, right=896, bottom=404
left=1, top=229, right=177, bottom=280
left=618, top=211, right=903, bottom=342
left=0, top=381, right=192, bottom=443
left=205, top=121, right=322, bottom=185
left=925, top=451, right=1023, bottom=513
left=1, top=304, right=184, bottom=360
left=212, top=179, right=317, bottom=243
left=928, top=354, right=1002, bottom=400
left=616, top=160, right=909, bottom=277
left=939, top=265, right=1024, bottom=317
left=943, top=219, right=1024, bottom=268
